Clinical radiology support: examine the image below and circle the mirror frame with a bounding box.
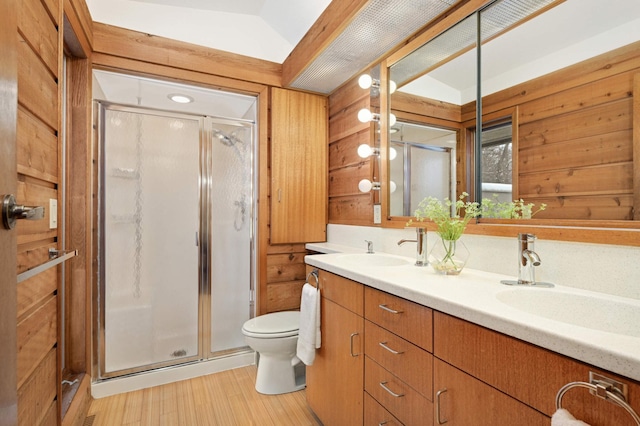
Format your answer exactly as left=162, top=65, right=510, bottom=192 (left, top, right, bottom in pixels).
left=380, top=0, right=640, bottom=247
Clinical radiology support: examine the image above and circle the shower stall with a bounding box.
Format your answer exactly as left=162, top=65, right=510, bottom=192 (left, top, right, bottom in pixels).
left=93, top=73, right=257, bottom=380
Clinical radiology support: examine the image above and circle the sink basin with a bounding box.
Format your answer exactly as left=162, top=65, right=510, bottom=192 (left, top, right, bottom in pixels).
left=496, top=289, right=640, bottom=337
left=338, top=253, right=411, bottom=267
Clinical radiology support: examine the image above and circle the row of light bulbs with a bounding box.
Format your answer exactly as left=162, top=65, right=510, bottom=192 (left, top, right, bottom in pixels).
left=357, top=73, right=397, bottom=195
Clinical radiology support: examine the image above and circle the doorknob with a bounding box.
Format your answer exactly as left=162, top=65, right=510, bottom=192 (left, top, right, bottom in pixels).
left=2, top=194, right=45, bottom=229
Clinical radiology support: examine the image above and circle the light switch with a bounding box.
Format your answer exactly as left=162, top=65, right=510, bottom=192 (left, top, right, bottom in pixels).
left=49, top=199, right=57, bottom=229
left=373, top=204, right=382, bottom=224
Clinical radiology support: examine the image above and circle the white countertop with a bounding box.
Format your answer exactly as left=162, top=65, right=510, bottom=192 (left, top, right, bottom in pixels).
left=305, top=243, right=640, bottom=382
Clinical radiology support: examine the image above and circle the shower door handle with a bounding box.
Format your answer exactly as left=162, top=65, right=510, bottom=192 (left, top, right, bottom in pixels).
left=195, top=231, right=198, bottom=246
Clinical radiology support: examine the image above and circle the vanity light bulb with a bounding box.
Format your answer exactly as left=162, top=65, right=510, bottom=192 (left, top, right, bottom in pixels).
left=358, top=108, right=373, bottom=123
left=389, top=80, right=397, bottom=94
left=358, top=179, right=373, bottom=193
left=389, top=147, right=397, bottom=160
left=389, top=180, right=397, bottom=193
left=357, top=144, right=373, bottom=158
left=358, top=74, right=373, bottom=90
left=389, top=113, right=397, bottom=126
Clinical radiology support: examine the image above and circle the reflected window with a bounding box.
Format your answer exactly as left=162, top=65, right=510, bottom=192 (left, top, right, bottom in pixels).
left=481, top=122, right=512, bottom=203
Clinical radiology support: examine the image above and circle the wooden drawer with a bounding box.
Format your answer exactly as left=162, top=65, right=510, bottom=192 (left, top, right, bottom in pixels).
left=364, top=286, right=432, bottom=352
left=365, top=357, right=433, bottom=426
left=365, top=320, right=433, bottom=399
left=364, top=391, right=403, bottom=426
left=314, top=267, right=364, bottom=316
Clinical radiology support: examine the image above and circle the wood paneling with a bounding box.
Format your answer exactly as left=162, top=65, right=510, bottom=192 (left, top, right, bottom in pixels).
left=328, top=96, right=371, bottom=144
left=263, top=244, right=309, bottom=314
left=93, top=23, right=282, bottom=87
left=17, top=267, right=57, bottom=320
left=329, top=163, right=371, bottom=197
left=18, top=0, right=58, bottom=77
left=328, top=194, right=374, bottom=225
left=17, top=108, right=59, bottom=183
left=266, top=281, right=306, bottom=313
left=16, top=179, right=57, bottom=246
left=17, top=35, right=58, bottom=130
left=17, top=348, right=57, bottom=426
left=17, top=295, right=57, bottom=388
left=391, top=91, right=462, bottom=122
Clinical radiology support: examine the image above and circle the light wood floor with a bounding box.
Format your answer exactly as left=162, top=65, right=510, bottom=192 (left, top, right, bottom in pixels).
left=87, top=365, right=321, bottom=426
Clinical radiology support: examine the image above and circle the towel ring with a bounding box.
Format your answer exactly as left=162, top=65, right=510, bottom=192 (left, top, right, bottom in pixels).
left=556, top=381, right=640, bottom=425
left=306, top=269, right=319, bottom=288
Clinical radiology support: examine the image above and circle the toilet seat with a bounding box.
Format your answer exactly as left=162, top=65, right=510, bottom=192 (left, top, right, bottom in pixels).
left=242, top=311, right=300, bottom=338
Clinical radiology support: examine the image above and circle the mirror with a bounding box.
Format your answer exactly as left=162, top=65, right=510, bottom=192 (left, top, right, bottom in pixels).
left=383, top=0, right=640, bottom=225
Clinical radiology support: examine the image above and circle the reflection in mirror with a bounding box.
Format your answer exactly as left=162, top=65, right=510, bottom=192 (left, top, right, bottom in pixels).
left=481, top=121, right=512, bottom=203
left=389, top=122, right=457, bottom=216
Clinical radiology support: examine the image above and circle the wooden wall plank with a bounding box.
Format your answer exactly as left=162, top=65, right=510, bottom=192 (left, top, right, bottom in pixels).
left=17, top=108, right=58, bottom=183
left=519, top=100, right=632, bottom=148
left=329, top=97, right=371, bottom=143
left=17, top=240, right=56, bottom=274
left=329, top=130, right=371, bottom=171
left=17, top=35, right=58, bottom=130
left=18, top=0, right=58, bottom=77
left=519, top=162, right=633, bottom=198
left=329, top=163, right=371, bottom=198
left=391, top=91, right=462, bottom=122
left=527, top=195, right=634, bottom=221
left=93, top=23, right=282, bottom=88
left=41, top=0, right=60, bottom=27
left=17, top=268, right=57, bottom=321
left=266, top=253, right=307, bottom=284
left=17, top=296, right=57, bottom=388
left=329, top=194, right=375, bottom=226
left=266, top=281, right=306, bottom=313
left=17, top=348, right=57, bottom=426
left=519, top=129, right=633, bottom=174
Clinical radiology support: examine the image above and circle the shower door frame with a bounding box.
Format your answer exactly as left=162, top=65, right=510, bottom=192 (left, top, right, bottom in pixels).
left=93, top=101, right=256, bottom=381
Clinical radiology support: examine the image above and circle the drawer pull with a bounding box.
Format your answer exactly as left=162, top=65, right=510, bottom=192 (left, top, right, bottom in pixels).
left=379, top=341, right=404, bottom=355
left=378, top=422, right=388, bottom=426
left=350, top=332, right=360, bottom=357
left=379, top=381, right=405, bottom=398
left=436, top=388, right=448, bottom=424
left=378, top=304, right=404, bottom=314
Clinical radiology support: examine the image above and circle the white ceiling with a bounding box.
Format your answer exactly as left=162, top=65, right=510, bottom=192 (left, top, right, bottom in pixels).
left=85, top=0, right=331, bottom=63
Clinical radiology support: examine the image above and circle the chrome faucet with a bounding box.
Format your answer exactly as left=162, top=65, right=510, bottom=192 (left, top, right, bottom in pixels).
left=501, top=233, right=554, bottom=287
left=397, top=228, right=428, bottom=266
left=365, top=240, right=374, bottom=254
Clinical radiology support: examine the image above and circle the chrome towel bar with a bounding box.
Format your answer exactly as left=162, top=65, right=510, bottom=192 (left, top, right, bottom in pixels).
left=556, top=381, right=640, bottom=425
left=17, top=249, right=77, bottom=283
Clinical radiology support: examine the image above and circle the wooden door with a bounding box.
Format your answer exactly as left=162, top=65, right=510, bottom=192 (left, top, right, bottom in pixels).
left=306, top=298, right=364, bottom=425
left=0, top=0, right=18, bottom=424
left=270, top=88, right=327, bottom=244
left=433, top=358, right=548, bottom=426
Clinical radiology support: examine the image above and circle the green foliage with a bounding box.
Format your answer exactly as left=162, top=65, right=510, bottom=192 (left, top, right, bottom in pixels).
left=480, top=194, right=546, bottom=219
left=409, top=192, right=480, bottom=241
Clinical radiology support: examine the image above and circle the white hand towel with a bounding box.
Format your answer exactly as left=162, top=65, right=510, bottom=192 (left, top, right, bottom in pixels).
left=551, top=409, right=590, bottom=426
left=296, top=283, right=321, bottom=366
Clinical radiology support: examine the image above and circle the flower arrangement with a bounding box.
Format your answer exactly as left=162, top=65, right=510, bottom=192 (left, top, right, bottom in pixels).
left=480, top=194, right=547, bottom=219
left=409, top=193, right=480, bottom=274
left=409, top=192, right=481, bottom=241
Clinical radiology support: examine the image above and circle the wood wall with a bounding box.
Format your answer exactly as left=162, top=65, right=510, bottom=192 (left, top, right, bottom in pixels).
left=16, top=0, right=62, bottom=424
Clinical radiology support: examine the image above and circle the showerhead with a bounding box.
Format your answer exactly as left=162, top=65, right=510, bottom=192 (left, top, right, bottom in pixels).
left=213, top=128, right=243, bottom=147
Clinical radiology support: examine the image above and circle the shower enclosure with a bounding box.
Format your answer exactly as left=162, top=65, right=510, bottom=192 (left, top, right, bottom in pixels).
left=95, top=99, right=255, bottom=379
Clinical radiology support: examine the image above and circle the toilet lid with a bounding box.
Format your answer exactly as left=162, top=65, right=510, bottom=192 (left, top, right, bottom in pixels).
left=242, top=311, right=299, bottom=338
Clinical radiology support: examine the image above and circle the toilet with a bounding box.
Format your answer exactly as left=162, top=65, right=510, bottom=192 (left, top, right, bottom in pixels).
left=241, top=311, right=306, bottom=395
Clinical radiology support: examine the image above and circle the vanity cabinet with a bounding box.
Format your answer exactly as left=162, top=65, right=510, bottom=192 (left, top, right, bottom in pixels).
left=306, top=268, right=364, bottom=425
left=434, top=312, right=640, bottom=426
left=363, top=287, right=434, bottom=426
left=270, top=88, right=327, bottom=244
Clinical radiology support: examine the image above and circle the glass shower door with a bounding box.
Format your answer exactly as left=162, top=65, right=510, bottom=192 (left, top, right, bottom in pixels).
left=99, top=104, right=202, bottom=377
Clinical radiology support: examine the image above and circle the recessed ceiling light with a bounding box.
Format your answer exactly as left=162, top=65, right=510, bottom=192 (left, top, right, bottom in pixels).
left=168, top=94, right=194, bottom=104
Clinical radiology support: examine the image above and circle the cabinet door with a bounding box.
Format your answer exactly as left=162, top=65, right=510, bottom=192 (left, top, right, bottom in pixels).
left=271, top=87, right=327, bottom=244
left=433, top=359, right=548, bottom=426
left=306, top=298, right=364, bottom=425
